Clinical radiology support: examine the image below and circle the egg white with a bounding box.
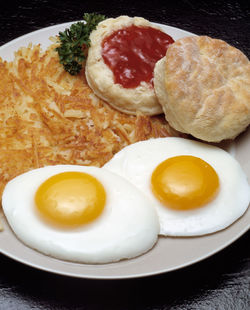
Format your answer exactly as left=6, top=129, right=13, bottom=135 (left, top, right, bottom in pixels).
left=104, top=137, right=250, bottom=236
left=2, top=165, right=159, bottom=263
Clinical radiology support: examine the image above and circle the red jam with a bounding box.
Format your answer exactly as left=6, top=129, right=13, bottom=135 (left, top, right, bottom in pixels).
left=101, top=25, right=174, bottom=88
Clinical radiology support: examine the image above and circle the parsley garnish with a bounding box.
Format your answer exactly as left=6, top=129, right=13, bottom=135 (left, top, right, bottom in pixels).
left=56, top=13, right=106, bottom=75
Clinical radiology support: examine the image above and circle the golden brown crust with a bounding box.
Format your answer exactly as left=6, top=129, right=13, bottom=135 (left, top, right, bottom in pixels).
left=154, top=36, right=250, bottom=142
left=0, top=41, right=177, bottom=204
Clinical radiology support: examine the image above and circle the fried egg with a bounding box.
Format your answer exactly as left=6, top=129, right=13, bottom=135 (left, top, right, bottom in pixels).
left=2, top=165, right=159, bottom=263
left=104, top=137, right=250, bottom=236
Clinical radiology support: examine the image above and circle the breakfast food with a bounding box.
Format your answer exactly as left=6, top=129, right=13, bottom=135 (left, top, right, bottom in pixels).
left=86, top=16, right=174, bottom=115
left=2, top=165, right=159, bottom=263
left=1, top=14, right=250, bottom=266
left=104, top=137, right=250, bottom=236
left=154, top=36, right=250, bottom=142
left=0, top=41, right=176, bottom=206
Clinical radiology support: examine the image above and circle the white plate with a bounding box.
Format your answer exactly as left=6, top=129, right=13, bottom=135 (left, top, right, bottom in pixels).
left=0, top=22, right=249, bottom=279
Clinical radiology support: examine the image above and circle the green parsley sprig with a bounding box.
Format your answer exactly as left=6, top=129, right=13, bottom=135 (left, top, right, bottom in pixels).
left=56, top=13, right=106, bottom=75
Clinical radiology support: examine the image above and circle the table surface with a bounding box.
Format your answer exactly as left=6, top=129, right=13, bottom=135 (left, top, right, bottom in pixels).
left=0, top=0, right=249, bottom=309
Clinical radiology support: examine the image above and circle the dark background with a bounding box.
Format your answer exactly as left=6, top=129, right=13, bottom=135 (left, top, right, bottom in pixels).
left=0, top=0, right=249, bottom=309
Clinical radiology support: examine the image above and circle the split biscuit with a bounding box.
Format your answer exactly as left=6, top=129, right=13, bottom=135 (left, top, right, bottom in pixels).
left=86, top=16, right=164, bottom=115
left=154, top=36, right=250, bottom=142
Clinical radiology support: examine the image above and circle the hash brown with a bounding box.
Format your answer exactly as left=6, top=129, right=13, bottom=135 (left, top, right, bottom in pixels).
left=0, top=40, right=178, bottom=215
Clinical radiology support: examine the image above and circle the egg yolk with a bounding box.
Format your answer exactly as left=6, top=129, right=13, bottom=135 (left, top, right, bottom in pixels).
left=151, top=155, right=219, bottom=210
left=35, top=172, right=106, bottom=227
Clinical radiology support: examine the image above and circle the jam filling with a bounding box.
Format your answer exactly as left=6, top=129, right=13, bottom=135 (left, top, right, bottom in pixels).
left=102, top=25, right=174, bottom=88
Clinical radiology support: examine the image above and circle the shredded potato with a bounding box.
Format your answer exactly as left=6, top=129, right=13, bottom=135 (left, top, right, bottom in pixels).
left=0, top=40, right=180, bottom=211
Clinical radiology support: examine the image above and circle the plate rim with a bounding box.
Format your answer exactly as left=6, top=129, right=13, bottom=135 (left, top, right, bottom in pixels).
left=1, top=213, right=249, bottom=280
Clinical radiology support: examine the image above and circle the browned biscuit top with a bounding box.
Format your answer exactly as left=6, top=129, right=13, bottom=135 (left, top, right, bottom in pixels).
left=159, top=36, right=250, bottom=142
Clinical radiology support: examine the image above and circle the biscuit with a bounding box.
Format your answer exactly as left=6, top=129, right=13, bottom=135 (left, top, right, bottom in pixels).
left=154, top=36, right=250, bottom=142
left=86, top=16, right=166, bottom=115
